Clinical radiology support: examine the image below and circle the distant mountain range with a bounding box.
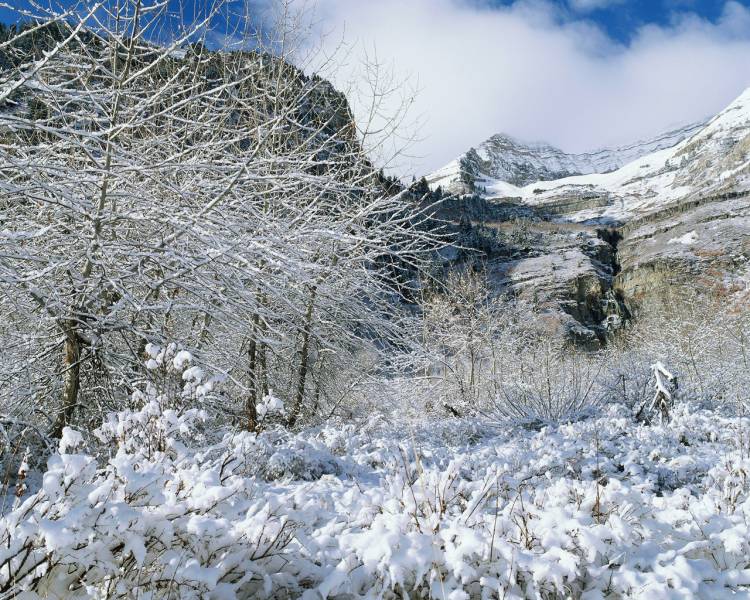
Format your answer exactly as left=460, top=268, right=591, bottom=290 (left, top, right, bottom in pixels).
left=429, top=90, right=750, bottom=223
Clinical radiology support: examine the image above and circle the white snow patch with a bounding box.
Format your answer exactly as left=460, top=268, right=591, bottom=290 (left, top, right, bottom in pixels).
left=7, top=403, right=750, bottom=598
left=668, top=230, right=699, bottom=245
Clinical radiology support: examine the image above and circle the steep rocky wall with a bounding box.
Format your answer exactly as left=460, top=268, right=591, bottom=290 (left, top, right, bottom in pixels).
left=438, top=189, right=750, bottom=348
left=435, top=198, right=628, bottom=348
left=613, top=192, right=750, bottom=315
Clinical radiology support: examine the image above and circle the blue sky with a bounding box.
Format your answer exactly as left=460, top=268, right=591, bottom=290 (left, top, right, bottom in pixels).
left=4, top=0, right=748, bottom=42
left=519, top=0, right=750, bottom=43
left=598, top=0, right=742, bottom=42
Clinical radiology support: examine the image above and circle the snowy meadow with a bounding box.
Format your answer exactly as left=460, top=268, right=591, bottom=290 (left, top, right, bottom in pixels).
left=4, top=372, right=750, bottom=598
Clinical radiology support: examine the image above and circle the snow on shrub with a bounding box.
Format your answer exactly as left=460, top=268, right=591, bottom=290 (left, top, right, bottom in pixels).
left=0, top=401, right=302, bottom=599
left=3, top=404, right=750, bottom=598
left=313, top=409, right=750, bottom=599
left=141, top=343, right=225, bottom=409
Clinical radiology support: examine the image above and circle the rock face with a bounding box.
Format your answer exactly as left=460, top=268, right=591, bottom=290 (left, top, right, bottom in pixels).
left=615, top=191, right=750, bottom=313
left=430, top=88, right=750, bottom=345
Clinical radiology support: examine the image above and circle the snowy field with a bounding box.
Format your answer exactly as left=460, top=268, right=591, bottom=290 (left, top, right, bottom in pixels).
left=3, top=402, right=750, bottom=599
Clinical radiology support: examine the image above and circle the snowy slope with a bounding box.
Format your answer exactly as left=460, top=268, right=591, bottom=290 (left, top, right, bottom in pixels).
left=519, top=87, right=750, bottom=222
left=427, top=121, right=706, bottom=191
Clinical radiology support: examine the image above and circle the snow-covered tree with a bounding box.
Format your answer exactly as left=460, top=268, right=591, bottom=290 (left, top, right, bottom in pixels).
left=0, top=0, right=441, bottom=439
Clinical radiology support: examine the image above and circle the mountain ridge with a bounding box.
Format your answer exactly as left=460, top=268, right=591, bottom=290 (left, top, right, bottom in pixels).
left=427, top=120, right=708, bottom=192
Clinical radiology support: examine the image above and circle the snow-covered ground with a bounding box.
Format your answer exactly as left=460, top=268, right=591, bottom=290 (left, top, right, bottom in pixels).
left=3, top=401, right=750, bottom=599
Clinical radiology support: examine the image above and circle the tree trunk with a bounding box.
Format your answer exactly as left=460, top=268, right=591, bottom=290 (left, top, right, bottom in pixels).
left=51, top=322, right=81, bottom=438
left=288, top=285, right=317, bottom=428
left=259, top=340, right=268, bottom=398
left=245, top=312, right=260, bottom=432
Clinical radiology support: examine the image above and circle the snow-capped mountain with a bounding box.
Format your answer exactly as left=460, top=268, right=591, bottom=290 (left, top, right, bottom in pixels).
left=432, top=87, right=750, bottom=345
left=498, top=87, right=750, bottom=223
left=429, top=88, right=750, bottom=223
left=427, top=121, right=706, bottom=192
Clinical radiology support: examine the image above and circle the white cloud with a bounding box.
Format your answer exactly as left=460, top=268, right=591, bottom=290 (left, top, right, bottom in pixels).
left=308, top=0, right=750, bottom=176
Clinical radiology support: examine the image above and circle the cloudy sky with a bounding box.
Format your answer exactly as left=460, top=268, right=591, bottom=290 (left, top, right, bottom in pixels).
left=310, top=0, right=750, bottom=176
left=3, top=0, right=749, bottom=176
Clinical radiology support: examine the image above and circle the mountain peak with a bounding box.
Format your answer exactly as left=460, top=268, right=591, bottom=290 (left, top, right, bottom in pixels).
left=483, top=133, right=557, bottom=150
left=428, top=120, right=706, bottom=193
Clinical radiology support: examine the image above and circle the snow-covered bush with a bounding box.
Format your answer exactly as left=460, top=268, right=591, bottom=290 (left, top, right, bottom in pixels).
left=622, top=289, right=750, bottom=413
left=5, top=402, right=750, bottom=598
left=139, top=343, right=226, bottom=414
left=417, top=273, right=603, bottom=424
left=634, top=361, right=679, bottom=423
left=0, top=403, right=300, bottom=599
left=0, top=419, right=52, bottom=514
left=489, top=343, right=605, bottom=424
left=315, top=409, right=750, bottom=599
